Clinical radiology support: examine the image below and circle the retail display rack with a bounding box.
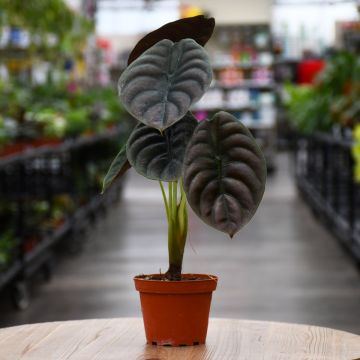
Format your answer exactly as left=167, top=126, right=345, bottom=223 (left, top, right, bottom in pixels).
left=192, top=24, right=277, bottom=171
left=0, top=127, right=128, bottom=309
left=294, top=133, right=360, bottom=262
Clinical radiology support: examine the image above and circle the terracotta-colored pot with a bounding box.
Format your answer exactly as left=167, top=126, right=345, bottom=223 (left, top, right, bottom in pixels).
left=134, top=273, right=218, bottom=346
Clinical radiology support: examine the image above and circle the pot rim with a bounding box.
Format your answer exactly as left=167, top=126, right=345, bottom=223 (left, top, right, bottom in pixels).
left=134, top=273, right=218, bottom=294
left=134, top=273, right=217, bottom=282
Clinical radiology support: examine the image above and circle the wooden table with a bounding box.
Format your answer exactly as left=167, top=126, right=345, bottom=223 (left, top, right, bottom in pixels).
left=0, top=318, right=359, bottom=359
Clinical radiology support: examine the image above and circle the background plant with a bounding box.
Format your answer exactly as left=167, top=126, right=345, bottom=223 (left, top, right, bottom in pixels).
left=284, top=51, right=360, bottom=182
left=0, top=81, right=126, bottom=145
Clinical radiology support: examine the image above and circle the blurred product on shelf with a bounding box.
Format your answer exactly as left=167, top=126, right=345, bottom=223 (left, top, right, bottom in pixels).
left=192, top=23, right=277, bottom=171
left=297, top=58, right=325, bottom=85
left=218, top=66, right=244, bottom=87
left=0, top=80, right=127, bottom=157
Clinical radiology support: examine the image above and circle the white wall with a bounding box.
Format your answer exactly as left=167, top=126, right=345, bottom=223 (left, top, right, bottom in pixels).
left=272, top=2, right=358, bottom=56
left=64, top=0, right=82, bottom=12
left=96, top=0, right=180, bottom=36
left=96, top=0, right=358, bottom=58
left=97, top=0, right=273, bottom=39
left=180, top=0, right=272, bottom=24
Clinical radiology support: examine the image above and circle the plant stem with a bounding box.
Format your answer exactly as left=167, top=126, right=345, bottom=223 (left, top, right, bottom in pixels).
left=173, top=180, right=177, bottom=216
left=159, top=179, right=188, bottom=280
left=159, top=181, right=169, bottom=222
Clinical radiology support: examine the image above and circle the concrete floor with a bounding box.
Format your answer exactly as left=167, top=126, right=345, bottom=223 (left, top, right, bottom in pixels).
left=1, top=153, right=360, bottom=334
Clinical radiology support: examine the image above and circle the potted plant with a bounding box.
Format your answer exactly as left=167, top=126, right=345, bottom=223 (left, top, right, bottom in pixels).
left=102, top=16, right=267, bottom=347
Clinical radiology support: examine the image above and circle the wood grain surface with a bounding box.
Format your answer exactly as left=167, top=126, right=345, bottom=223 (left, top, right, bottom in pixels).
left=0, top=318, right=359, bottom=360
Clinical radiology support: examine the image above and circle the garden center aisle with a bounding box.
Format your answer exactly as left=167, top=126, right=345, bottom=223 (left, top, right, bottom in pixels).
left=1, top=154, right=360, bottom=334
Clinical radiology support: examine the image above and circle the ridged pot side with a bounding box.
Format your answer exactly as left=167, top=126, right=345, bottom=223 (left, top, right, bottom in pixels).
left=134, top=274, right=218, bottom=346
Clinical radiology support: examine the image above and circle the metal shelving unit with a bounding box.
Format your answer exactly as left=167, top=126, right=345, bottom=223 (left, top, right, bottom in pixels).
left=0, top=128, right=127, bottom=308
left=294, top=133, right=360, bottom=262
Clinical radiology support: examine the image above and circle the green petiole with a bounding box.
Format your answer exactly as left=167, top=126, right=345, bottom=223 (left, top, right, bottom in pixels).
left=159, top=179, right=188, bottom=280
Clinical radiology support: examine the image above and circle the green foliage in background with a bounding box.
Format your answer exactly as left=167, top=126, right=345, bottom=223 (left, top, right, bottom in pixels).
left=0, top=116, right=10, bottom=146
left=0, top=0, right=73, bottom=36
left=352, top=125, right=360, bottom=183
left=0, top=230, right=16, bottom=269
left=0, top=0, right=94, bottom=59
left=0, top=80, right=126, bottom=144
left=284, top=85, right=333, bottom=133
left=285, top=52, right=360, bottom=134
left=285, top=51, right=360, bottom=182
left=64, top=109, right=89, bottom=137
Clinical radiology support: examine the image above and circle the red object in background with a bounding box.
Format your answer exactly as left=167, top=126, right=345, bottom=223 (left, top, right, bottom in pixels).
left=219, top=67, right=243, bottom=87
left=96, top=38, right=111, bottom=49
left=67, top=81, right=78, bottom=94
left=297, top=59, right=325, bottom=84
left=0, top=142, right=30, bottom=158
left=22, top=236, right=39, bottom=254
left=31, top=138, right=63, bottom=148
left=0, top=139, right=63, bottom=158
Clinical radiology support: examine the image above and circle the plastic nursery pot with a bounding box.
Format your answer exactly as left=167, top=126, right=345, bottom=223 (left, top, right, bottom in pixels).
left=134, top=274, right=218, bottom=346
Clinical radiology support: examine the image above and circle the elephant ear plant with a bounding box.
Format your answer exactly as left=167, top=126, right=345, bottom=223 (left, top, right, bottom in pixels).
left=102, top=16, right=267, bottom=281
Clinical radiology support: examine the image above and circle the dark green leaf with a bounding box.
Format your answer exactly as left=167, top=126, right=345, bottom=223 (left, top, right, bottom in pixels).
left=128, top=15, right=215, bottom=65
left=118, top=38, right=212, bottom=131
left=102, top=145, right=131, bottom=193
left=183, top=111, right=266, bottom=237
left=127, top=112, right=198, bottom=181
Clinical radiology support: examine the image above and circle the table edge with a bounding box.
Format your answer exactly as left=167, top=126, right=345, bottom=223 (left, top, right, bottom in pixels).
left=0, top=317, right=359, bottom=339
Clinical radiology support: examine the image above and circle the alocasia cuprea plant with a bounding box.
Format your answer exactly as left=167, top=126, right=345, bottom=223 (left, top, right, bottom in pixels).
left=102, top=16, right=266, bottom=280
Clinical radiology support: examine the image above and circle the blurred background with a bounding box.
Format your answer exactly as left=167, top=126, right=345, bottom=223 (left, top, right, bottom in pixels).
left=0, top=0, right=359, bottom=333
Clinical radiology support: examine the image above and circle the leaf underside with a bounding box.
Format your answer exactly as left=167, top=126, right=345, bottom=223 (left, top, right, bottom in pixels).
left=102, top=145, right=131, bottom=193
left=118, top=38, right=212, bottom=131
left=127, top=112, right=198, bottom=181
left=127, top=15, right=215, bottom=65
left=183, top=111, right=267, bottom=237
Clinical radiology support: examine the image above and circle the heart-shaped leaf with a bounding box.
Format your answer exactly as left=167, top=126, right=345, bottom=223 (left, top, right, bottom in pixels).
left=118, top=38, right=212, bottom=131
left=183, top=111, right=266, bottom=237
left=128, top=15, right=215, bottom=65
left=127, top=112, right=198, bottom=181
left=102, top=144, right=131, bottom=194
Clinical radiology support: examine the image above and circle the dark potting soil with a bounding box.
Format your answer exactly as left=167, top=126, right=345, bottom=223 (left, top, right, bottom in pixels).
left=136, top=274, right=206, bottom=281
